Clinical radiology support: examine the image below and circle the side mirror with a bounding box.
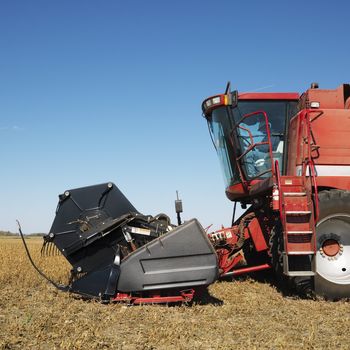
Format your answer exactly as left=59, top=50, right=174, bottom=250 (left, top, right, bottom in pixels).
left=201, top=82, right=238, bottom=117
left=225, top=81, right=238, bottom=108
left=228, top=90, right=238, bottom=108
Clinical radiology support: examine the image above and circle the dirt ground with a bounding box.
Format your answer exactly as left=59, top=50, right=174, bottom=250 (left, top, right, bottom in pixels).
left=0, top=237, right=349, bottom=350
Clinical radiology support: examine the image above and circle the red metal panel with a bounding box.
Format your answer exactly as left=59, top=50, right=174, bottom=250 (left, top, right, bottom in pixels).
left=225, top=182, right=248, bottom=200
left=247, top=217, right=268, bottom=252
left=314, top=176, right=350, bottom=192
left=287, top=108, right=350, bottom=176
left=239, top=92, right=299, bottom=100
left=310, top=109, right=350, bottom=165
left=113, top=289, right=195, bottom=304
left=299, top=85, right=348, bottom=109
left=225, top=179, right=264, bottom=200
left=286, top=114, right=301, bottom=175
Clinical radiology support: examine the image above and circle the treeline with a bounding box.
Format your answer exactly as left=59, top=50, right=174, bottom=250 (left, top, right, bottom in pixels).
left=0, top=231, right=44, bottom=237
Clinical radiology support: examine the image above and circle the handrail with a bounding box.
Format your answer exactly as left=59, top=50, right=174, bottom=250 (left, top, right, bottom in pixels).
left=302, top=110, right=321, bottom=222
left=236, top=140, right=270, bottom=160
left=274, top=160, right=284, bottom=225
left=307, top=159, right=319, bottom=222
left=233, top=110, right=275, bottom=185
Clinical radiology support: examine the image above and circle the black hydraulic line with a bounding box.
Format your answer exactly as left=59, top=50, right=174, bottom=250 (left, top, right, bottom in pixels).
left=177, top=212, right=182, bottom=226
left=97, top=183, right=113, bottom=208
left=231, top=201, right=237, bottom=226
left=16, top=220, right=69, bottom=292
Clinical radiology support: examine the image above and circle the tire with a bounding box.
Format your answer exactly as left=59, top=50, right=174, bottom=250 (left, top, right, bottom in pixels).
left=314, top=190, right=350, bottom=299
left=272, top=190, right=350, bottom=299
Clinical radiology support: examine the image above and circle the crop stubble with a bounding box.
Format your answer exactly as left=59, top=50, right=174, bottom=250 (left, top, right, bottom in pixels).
left=0, top=237, right=349, bottom=350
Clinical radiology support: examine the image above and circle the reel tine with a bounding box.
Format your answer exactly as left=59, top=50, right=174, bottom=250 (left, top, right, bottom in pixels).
left=53, top=245, right=60, bottom=256
left=49, top=242, right=54, bottom=256
left=53, top=243, right=57, bottom=256
left=41, top=241, right=48, bottom=257
left=41, top=241, right=61, bottom=257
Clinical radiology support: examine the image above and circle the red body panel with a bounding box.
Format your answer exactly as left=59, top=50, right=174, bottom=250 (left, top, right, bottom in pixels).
left=287, top=108, right=350, bottom=190
left=247, top=217, right=269, bottom=251
left=299, top=84, right=349, bottom=109
left=239, top=92, right=299, bottom=100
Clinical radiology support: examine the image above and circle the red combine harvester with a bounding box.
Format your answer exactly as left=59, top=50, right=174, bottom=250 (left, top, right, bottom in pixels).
left=202, top=83, right=350, bottom=299
left=20, top=83, right=350, bottom=302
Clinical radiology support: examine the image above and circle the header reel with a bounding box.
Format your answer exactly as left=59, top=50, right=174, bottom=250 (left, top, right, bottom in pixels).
left=40, top=182, right=219, bottom=303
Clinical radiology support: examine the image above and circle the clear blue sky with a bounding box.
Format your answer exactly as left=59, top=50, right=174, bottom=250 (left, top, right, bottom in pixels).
left=1, top=0, right=349, bottom=233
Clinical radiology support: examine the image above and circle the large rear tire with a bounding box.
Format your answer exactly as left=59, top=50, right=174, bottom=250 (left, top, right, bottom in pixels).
left=314, top=190, right=350, bottom=299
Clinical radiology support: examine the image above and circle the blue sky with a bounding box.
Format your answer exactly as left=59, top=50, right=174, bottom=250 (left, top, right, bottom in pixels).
left=1, top=0, right=349, bottom=233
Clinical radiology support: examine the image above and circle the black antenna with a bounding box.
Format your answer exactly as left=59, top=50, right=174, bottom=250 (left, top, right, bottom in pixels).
left=175, top=191, right=183, bottom=225
left=231, top=201, right=237, bottom=226
left=225, top=81, right=231, bottom=95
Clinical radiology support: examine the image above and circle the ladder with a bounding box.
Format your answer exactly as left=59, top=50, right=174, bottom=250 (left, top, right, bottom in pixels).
left=279, top=175, right=316, bottom=277
left=273, top=110, right=320, bottom=277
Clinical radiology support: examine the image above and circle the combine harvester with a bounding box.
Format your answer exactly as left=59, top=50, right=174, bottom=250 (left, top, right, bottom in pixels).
left=21, top=83, right=350, bottom=302
left=202, top=82, right=350, bottom=300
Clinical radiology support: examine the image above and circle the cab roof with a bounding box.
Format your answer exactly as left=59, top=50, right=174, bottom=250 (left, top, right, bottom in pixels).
left=238, top=92, right=299, bottom=100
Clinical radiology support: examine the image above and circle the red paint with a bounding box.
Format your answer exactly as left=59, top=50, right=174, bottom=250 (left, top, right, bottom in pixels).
left=322, top=239, right=340, bottom=257
left=239, top=92, right=299, bottom=100
left=112, top=289, right=195, bottom=304
left=217, top=248, right=244, bottom=274
left=203, top=84, right=350, bottom=280
left=222, top=263, right=271, bottom=277
left=247, top=217, right=269, bottom=252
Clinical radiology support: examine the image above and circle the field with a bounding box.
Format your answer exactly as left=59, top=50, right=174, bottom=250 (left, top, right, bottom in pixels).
left=0, top=237, right=349, bottom=350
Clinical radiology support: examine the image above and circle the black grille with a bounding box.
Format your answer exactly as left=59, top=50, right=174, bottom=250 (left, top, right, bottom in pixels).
left=288, top=234, right=312, bottom=243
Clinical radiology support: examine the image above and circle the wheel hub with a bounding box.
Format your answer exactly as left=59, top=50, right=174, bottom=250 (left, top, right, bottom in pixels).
left=315, top=215, right=350, bottom=297
left=321, top=239, right=342, bottom=257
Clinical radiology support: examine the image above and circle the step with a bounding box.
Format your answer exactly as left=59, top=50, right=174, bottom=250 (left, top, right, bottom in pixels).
left=285, top=221, right=314, bottom=232
left=281, top=177, right=304, bottom=186
left=282, top=254, right=315, bottom=276
left=284, top=271, right=315, bottom=277
left=284, top=197, right=310, bottom=212
left=287, top=251, right=315, bottom=255
left=283, top=192, right=307, bottom=197
left=285, top=211, right=312, bottom=215
left=287, top=230, right=313, bottom=235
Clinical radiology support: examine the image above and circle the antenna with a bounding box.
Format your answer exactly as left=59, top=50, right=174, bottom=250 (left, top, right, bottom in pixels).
left=225, top=81, right=231, bottom=95
left=174, top=191, right=183, bottom=226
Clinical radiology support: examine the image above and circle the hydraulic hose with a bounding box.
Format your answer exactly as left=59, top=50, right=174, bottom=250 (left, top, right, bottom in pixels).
left=16, top=220, right=69, bottom=292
